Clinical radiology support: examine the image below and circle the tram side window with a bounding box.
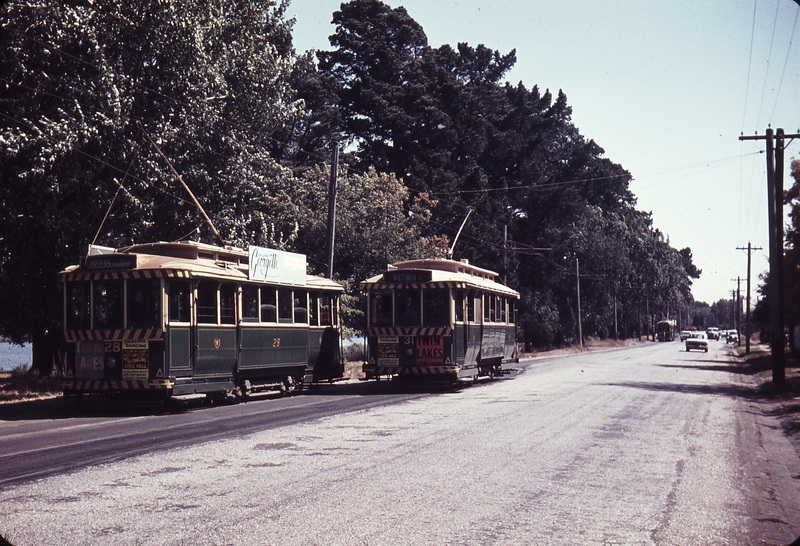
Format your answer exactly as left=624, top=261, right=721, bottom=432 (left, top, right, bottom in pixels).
left=197, top=281, right=218, bottom=324
left=128, top=279, right=161, bottom=328
left=220, top=283, right=236, bottom=325
left=260, top=288, right=277, bottom=323
left=309, top=293, right=319, bottom=326
left=169, top=281, right=190, bottom=323
left=423, top=289, right=449, bottom=326
left=278, top=288, right=293, bottom=323
left=455, top=291, right=465, bottom=322
left=467, top=291, right=476, bottom=323
left=242, top=285, right=259, bottom=322
left=396, top=289, right=421, bottom=327
left=66, top=282, right=90, bottom=330
left=94, top=280, right=123, bottom=329
left=499, top=297, right=507, bottom=323
left=495, top=296, right=502, bottom=323
left=370, top=291, right=393, bottom=326
left=294, top=290, right=308, bottom=324
left=320, top=295, right=334, bottom=326
left=509, top=301, right=516, bottom=324
left=483, top=293, right=492, bottom=322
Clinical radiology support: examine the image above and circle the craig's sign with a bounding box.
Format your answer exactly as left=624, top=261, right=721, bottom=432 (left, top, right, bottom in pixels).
left=248, top=245, right=306, bottom=286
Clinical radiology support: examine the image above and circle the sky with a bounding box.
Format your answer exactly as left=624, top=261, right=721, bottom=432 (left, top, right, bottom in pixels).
left=288, top=0, right=800, bottom=306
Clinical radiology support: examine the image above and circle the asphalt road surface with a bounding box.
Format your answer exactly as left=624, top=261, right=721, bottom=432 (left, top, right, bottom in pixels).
left=1, top=340, right=800, bottom=545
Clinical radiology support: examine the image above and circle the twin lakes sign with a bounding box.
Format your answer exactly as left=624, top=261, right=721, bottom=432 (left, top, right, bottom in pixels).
left=248, top=245, right=306, bottom=286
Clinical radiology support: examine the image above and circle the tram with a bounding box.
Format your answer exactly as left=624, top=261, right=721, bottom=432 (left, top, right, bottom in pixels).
left=655, top=319, right=677, bottom=342
left=59, top=241, right=343, bottom=399
left=360, top=258, right=519, bottom=382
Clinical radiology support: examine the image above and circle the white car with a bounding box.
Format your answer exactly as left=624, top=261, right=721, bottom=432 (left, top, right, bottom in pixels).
left=685, top=332, right=709, bottom=352
left=680, top=330, right=692, bottom=341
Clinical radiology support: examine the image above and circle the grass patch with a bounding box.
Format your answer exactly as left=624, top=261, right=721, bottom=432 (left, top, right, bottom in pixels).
left=0, top=365, right=61, bottom=403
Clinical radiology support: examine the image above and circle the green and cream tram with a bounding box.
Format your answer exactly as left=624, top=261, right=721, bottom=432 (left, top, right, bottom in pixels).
left=59, top=241, right=343, bottom=399
left=360, top=258, right=519, bottom=382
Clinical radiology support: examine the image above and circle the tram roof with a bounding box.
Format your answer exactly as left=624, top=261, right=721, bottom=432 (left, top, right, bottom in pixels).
left=361, top=258, right=519, bottom=297
left=59, top=241, right=343, bottom=291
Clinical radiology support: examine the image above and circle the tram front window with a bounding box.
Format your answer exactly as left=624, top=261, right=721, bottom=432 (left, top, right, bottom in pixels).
left=423, top=289, right=449, bottom=326
left=395, top=289, right=420, bottom=327
left=66, top=282, right=90, bottom=330
left=93, top=280, right=123, bottom=329
left=370, top=291, right=393, bottom=326
left=128, top=279, right=161, bottom=328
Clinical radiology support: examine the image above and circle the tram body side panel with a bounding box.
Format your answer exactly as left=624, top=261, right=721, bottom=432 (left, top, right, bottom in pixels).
left=306, top=326, right=342, bottom=382
left=237, top=324, right=309, bottom=380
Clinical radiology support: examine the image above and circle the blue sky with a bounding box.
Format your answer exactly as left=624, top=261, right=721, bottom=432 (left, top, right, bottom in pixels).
left=289, top=0, right=800, bottom=306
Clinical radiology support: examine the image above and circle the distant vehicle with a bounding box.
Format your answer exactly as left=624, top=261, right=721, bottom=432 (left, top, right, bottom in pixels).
left=706, top=327, right=720, bottom=340
left=680, top=330, right=691, bottom=341
left=685, top=332, right=709, bottom=352
left=656, top=319, right=677, bottom=341
left=726, top=330, right=739, bottom=344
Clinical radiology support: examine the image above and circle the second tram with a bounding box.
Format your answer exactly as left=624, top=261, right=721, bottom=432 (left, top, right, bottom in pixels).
left=361, top=258, right=519, bottom=382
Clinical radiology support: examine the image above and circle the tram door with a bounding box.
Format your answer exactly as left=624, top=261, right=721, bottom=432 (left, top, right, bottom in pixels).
left=166, top=280, right=192, bottom=378
left=193, top=280, right=237, bottom=378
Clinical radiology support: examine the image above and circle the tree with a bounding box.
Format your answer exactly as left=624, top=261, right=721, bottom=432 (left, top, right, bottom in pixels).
left=0, top=0, right=304, bottom=366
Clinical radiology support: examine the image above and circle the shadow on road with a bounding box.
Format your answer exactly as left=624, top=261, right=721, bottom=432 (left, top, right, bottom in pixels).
left=0, top=371, right=524, bottom=421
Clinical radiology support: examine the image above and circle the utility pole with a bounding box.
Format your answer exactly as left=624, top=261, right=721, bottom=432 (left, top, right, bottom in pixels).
left=739, top=128, right=800, bottom=384
left=737, top=243, right=762, bottom=354
left=576, top=258, right=583, bottom=348
left=325, top=140, right=339, bottom=280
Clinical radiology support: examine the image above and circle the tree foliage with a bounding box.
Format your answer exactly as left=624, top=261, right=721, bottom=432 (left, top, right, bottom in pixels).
left=1, top=0, right=704, bottom=355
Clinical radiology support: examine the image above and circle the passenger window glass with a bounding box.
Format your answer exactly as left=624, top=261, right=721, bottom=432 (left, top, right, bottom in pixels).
left=197, top=281, right=217, bottom=324
left=278, top=288, right=293, bottom=323
left=455, top=291, right=465, bottom=322
left=423, top=289, right=449, bottom=326
left=395, top=289, right=420, bottom=327
left=93, top=280, right=123, bottom=329
left=294, top=290, right=308, bottom=324
left=260, top=288, right=276, bottom=322
left=220, top=283, right=236, bottom=325
left=242, top=285, right=259, bottom=322
left=309, top=293, right=319, bottom=326
left=320, top=295, right=333, bottom=326
left=67, top=282, right=91, bottom=330
left=169, top=281, right=191, bottom=323
left=128, top=279, right=161, bottom=327
left=467, top=292, right=475, bottom=323
left=371, top=291, right=393, bottom=325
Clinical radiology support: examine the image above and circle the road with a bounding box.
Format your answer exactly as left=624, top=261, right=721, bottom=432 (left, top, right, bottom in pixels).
left=1, top=340, right=799, bottom=545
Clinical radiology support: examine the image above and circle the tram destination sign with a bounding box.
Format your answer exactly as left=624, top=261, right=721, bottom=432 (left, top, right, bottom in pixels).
left=382, top=270, right=432, bottom=283
left=83, top=254, right=137, bottom=271
left=248, top=245, right=306, bottom=286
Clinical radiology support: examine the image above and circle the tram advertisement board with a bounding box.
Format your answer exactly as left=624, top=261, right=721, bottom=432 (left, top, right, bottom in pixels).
left=248, top=245, right=306, bottom=286
left=376, top=336, right=399, bottom=366
left=122, top=340, right=149, bottom=380
left=75, top=340, right=104, bottom=379
left=416, top=335, right=444, bottom=365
